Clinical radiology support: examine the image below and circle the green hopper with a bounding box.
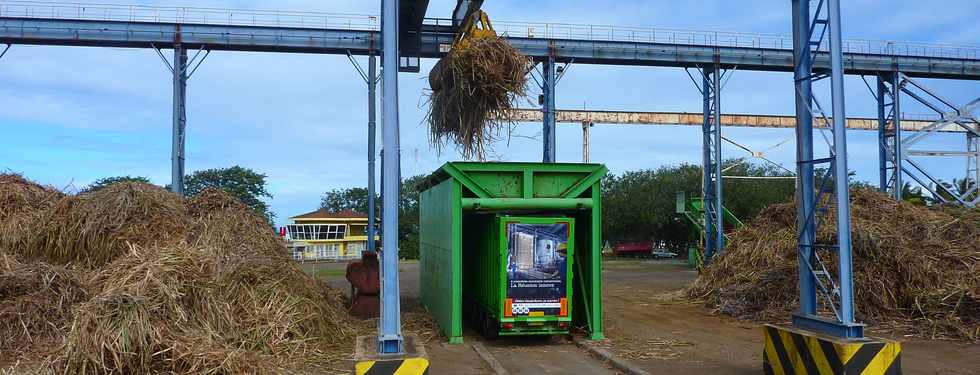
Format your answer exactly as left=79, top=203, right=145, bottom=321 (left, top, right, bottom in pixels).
left=418, top=162, right=607, bottom=343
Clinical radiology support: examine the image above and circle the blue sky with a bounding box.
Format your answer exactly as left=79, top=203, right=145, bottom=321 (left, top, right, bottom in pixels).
left=1, top=0, right=978, bottom=227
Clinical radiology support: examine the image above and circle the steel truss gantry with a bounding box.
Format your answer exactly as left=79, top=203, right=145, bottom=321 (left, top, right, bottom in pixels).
left=685, top=65, right=728, bottom=263
left=875, top=73, right=980, bottom=206
left=876, top=72, right=904, bottom=200
left=791, top=0, right=863, bottom=338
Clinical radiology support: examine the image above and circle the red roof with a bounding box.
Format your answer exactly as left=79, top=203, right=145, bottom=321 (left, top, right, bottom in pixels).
left=291, top=209, right=368, bottom=220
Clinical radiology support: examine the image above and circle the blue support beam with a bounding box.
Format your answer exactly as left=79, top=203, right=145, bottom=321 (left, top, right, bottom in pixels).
left=542, top=57, right=557, bottom=163
left=700, top=65, right=724, bottom=263
left=886, top=73, right=980, bottom=207
left=170, top=44, right=187, bottom=196
left=791, top=0, right=817, bottom=317
left=969, top=133, right=980, bottom=189
left=379, top=0, right=403, bottom=354
left=826, top=0, right=858, bottom=330
left=367, top=54, right=378, bottom=253
left=2, top=17, right=980, bottom=79
left=790, top=0, right=864, bottom=339
left=877, top=73, right=903, bottom=200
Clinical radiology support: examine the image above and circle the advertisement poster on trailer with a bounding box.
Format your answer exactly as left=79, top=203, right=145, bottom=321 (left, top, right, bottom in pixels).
left=505, top=222, right=569, bottom=316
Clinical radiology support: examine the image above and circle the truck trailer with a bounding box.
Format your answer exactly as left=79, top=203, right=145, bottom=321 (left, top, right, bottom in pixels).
left=463, top=215, right=574, bottom=338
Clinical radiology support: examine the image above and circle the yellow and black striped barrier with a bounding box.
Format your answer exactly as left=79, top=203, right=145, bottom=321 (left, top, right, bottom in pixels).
left=763, top=324, right=901, bottom=375
left=354, top=358, right=429, bottom=375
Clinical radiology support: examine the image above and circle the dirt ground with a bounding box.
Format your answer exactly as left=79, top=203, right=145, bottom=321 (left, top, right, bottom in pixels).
left=305, top=259, right=980, bottom=374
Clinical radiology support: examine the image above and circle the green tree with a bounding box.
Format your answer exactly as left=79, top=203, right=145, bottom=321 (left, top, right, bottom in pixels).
left=601, top=161, right=795, bottom=251
left=82, top=175, right=152, bottom=193
left=720, top=163, right=795, bottom=220
left=601, top=164, right=703, bottom=249
left=925, top=178, right=977, bottom=205
left=899, top=182, right=927, bottom=205
left=317, top=175, right=425, bottom=259
left=320, top=187, right=374, bottom=214
left=184, top=166, right=275, bottom=223
left=396, top=175, right=426, bottom=260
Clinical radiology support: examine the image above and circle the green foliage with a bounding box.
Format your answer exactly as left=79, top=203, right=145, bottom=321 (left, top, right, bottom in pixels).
left=602, top=161, right=795, bottom=250
left=925, top=178, right=977, bottom=205
left=720, top=163, right=796, bottom=221
left=900, top=182, right=927, bottom=205
left=82, top=176, right=152, bottom=193
left=317, top=175, right=426, bottom=259
left=601, top=164, right=702, bottom=248
left=184, top=166, right=275, bottom=223
left=397, top=175, right=426, bottom=260
left=320, top=187, right=374, bottom=214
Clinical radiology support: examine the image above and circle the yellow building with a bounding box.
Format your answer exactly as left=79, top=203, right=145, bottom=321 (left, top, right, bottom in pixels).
left=286, top=209, right=377, bottom=261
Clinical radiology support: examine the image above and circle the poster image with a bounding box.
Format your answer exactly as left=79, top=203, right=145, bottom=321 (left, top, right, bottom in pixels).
left=505, top=222, right=570, bottom=316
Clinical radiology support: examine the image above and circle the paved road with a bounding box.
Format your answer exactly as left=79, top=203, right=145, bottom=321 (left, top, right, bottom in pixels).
left=303, top=258, right=980, bottom=374
left=302, top=261, right=617, bottom=374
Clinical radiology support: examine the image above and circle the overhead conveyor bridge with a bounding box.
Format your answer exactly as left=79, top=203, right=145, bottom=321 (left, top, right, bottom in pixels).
left=1, top=3, right=979, bottom=79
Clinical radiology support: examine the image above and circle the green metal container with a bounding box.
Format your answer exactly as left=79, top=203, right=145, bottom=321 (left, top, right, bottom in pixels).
left=419, top=162, right=607, bottom=344
left=463, top=215, right=575, bottom=338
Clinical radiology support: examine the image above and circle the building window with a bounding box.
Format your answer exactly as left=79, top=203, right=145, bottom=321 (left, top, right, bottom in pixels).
left=287, top=224, right=347, bottom=241
left=346, top=242, right=366, bottom=258
left=292, top=246, right=307, bottom=261
left=314, top=243, right=341, bottom=260
left=325, top=224, right=346, bottom=240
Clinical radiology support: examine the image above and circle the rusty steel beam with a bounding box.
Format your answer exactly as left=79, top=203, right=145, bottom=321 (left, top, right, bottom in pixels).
left=503, top=108, right=961, bottom=133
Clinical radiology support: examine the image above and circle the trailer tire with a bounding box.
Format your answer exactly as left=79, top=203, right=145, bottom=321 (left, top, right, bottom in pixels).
left=483, top=313, right=499, bottom=340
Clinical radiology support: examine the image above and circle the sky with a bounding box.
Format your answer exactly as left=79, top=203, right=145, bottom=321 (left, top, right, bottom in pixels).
left=0, top=0, right=978, bottom=227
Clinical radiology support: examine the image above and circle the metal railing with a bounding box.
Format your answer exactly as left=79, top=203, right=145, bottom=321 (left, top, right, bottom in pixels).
left=426, top=18, right=980, bottom=60
left=2, top=1, right=978, bottom=60
left=487, top=21, right=980, bottom=60
left=0, top=1, right=379, bottom=30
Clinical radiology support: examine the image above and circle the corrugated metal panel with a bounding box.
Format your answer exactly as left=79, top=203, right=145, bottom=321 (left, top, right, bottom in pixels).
left=462, top=213, right=500, bottom=317
left=419, top=178, right=462, bottom=343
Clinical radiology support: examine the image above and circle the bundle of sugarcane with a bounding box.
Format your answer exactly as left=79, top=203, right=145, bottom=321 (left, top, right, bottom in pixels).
left=0, top=174, right=64, bottom=253
left=0, top=252, right=88, bottom=361
left=427, top=34, right=532, bottom=160
left=0, top=178, right=358, bottom=373
left=689, top=188, right=980, bottom=341
left=52, top=244, right=355, bottom=374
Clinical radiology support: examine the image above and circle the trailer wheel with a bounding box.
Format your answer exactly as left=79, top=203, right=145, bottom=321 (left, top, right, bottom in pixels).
left=483, top=313, right=499, bottom=340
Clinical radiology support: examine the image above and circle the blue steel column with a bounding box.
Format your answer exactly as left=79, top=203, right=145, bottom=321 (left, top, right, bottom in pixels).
left=711, top=66, right=723, bottom=259
left=701, top=70, right=716, bottom=262
left=700, top=66, right=724, bottom=263
left=827, top=0, right=856, bottom=327
left=877, top=77, right=888, bottom=193
left=791, top=0, right=816, bottom=317
left=542, top=57, right=557, bottom=163
left=968, top=133, right=979, bottom=199
left=966, top=134, right=980, bottom=192
left=878, top=74, right=903, bottom=199
left=171, top=43, right=188, bottom=196
left=892, top=73, right=903, bottom=200
left=379, top=0, right=403, bottom=354
left=367, top=54, right=378, bottom=253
